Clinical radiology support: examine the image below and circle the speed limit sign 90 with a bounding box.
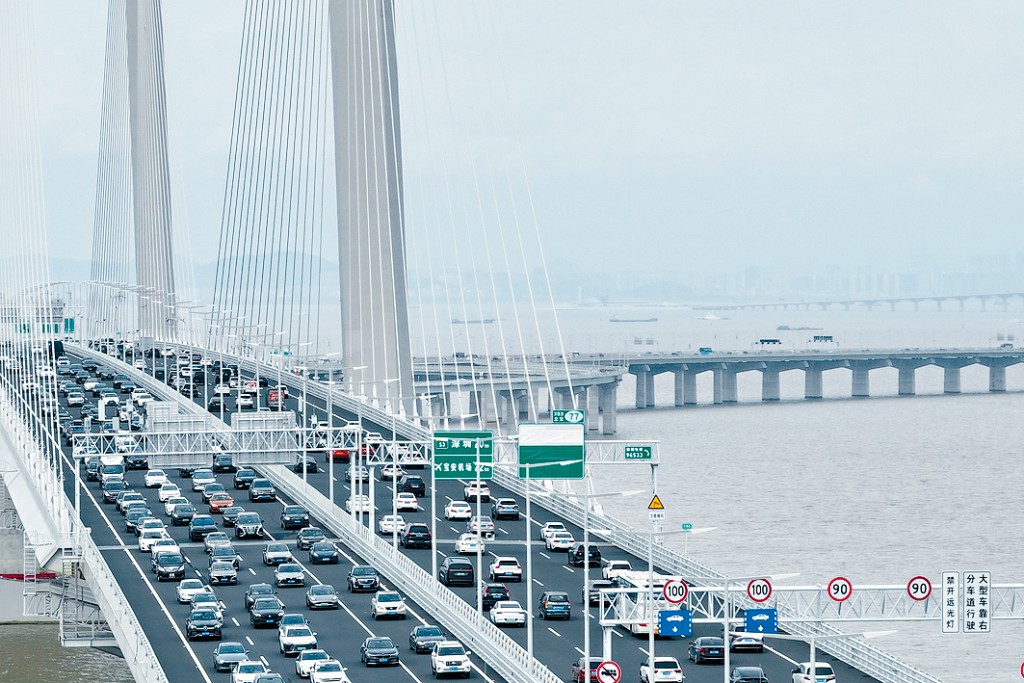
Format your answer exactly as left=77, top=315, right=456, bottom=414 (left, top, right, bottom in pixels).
left=906, top=576, right=932, bottom=601
left=747, top=578, right=772, bottom=603
left=827, top=576, right=853, bottom=602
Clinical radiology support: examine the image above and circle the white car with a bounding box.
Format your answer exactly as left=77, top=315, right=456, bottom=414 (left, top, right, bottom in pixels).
left=345, top=495, right=372, bottom=514
left=231, top=661, right=268, bottom=683
left=539, top=521, right=567, bottom=540
left=444, top=501, right=472, bottom=521
left=489, top=600, right=527, bottom=627
left=379, top=462, right=405, bottom=479
left=545, top=531, right=576, bottom=551
left=488, top=557, right=523, bottom=582
left=377, top=514, right=406, bottom=535
left=792, top=663, right=836, bottom=683
left=640, top=656, right=684, bottom=683
left=138, top=529, right=168, bottom=553
left=150, top=537, right=180, bottom=557
left=176, top=578, right=212, bottom=604
left=294, top=649, right=332, bottom=678
left=134, top=391, right=154, bottom=405
left=133, top=359, right=146, bottom=370
left=237, top=394, right=254, bottom=409
left=157, top=482, right=180, bottom=502
left=114, top=435, right=139, bottom=453
left=214, top=383, right=232, bottom=396
left=466, top=515, right=495, bottom=538
left=191, top=469, right=216, bottom=491
left=395, top=492, right=419, bottom=512
left=310, top=660, right=350, bottom=683
left=430, top=641, right=472, bottom=678
left=370, top=591, right=408, bottom=619
left=455, top=533, right=484, bottom=554
left=280, top=625, right=318, bottom=656
left=602, top=560, right=633, bottom=580
left=164, top=496, right=189, bottom=516
left=463, top=482, right=490, bottom=502
left=144, top=469, right=168, bottom=488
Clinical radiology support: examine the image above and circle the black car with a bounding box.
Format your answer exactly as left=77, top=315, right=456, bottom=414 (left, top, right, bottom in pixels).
left=480, top=583, right=510, bottom=611
left=185, top=608, right=222, bottom=640
left=490, top=498, right=520, bottom=520
left=213, top=454, right=236, bottom=473
left=124, top=508, right=150, bottom=533
left=400, top=523, right=431, bottom=549
left=101, top=479, right=127, bottom=504
left=360, top=636, right=400, bottom=667
left=295, top=526, right=326, bottom=550
left=152, top=551, right=186, bottom=581
left=84, top=458, right=101, bottom=481
left=409, top=624, right=446, bottom=653
left=233, top=468, right=257, bottom=489
left=291, top=455, right=318, bottom=473
left=189, top=515, right=219, bottom=541
left=248, top=478, right=276, bottom=502
left=178, top=466, right=197, bottom=478
left=125, top=452, right=148, bottom=470
left=567, top=543, right=602, bottom=568
left=244, top=583, right=277, bottom=610
left=538, top=591, right=571, bottom=620
left=308, top=542, right=339, bottom=564
left=207, top=398, right=226, bottom=413
left=348, top=565, right=380, bottom=592
left=248, top=596, right=284, bottom=628
left=689, top=636, right=726, bottom=664
left=209, top=544, right=241, bottom=570
left=280, top=505, right=309, bottom=529
left=221, top=506, right=244, bottom=527
left=397, top=474, right=425, bottom=497
left=171, top=504, right=196, bottom=525
left=438, top=557, right=475, bottom=587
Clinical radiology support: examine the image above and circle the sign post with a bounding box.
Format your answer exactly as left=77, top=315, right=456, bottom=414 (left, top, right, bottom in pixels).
left=647, top=494, right=665, bottom=521
left=596, top=660, right=622, bottom=683
left=657, top=609, right=692, bottom=637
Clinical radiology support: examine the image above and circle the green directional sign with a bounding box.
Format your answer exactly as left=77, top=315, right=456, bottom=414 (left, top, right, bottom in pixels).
left=517, top=423, right=585, bottom=479
left=681, top=523, right=693, bottom=531
left=624, top=445, right=652, bottom=460
left=433, top=430, right=493, bottom=480
left=551, top=409, right=585, bottom=424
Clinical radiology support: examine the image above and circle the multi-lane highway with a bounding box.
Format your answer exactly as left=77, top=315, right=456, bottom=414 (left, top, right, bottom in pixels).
left=56, top=345, right=877, bottom=683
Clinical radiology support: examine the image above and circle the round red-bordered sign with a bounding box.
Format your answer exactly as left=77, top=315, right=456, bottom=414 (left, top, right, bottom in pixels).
left=906, top=576, right=932, bottom=601
left=827, top=576, right=853, bottom=602
left=1019, top=661, right=1024, bottom=679
left=596, top=660, right=622, bottom=683
left=663, top=579, right=689, bottom=604
left=747, top=578, right=772, bottom=603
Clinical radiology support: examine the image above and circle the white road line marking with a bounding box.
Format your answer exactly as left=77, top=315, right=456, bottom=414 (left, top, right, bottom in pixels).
left=248, top=567, right=256, bottom=575
left=533, top=578, right=544, bottom=586
left=764, top=643, right=799, bottom=665
left=498, top=528, right=509, bottom=535
left=547, top=627, right=561, bottom=637
left=563, top=566, right=575, bottom=573
left=539, top=552, right=550, bottom=559
left=231, top=617, right=240, bottom=626
left=612, top=629, right=623, bottom=638
left=245, top=636, right=254, bottom=646
left=260, top=656, right=269, bottom=666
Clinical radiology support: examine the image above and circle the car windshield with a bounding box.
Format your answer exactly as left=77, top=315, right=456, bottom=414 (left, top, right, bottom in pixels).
left=814, top=666, right=834, bottom=675
left=367, top=638, right=392, bottom=648
left=546, top=593, right=569, bottom=602
left=253, top=598, right=278, bottom=609
left=317, top=663, right=342, bottom=672
left=192, top=610, right=216, bottom=620
left=378, top=593, right=401, bottom=602
left=237, top=513, right=260, bottom=523
left=267, top=543, right=287, bottom=552
left=419, top=627, right=443, bottom=637
left=180, top=580, right=201, bottom=589
left=303, top=651, right=328, bottom=660
left=352, top=567, right=376, bottom=576
left=438, top=646, right=464, bottom=656
left=311, top=586, right=334, bottom=595
left=220, top=643, right=246, bottom=654
left=655, top=660, right=679, bottom=669
left=237, top=663, right=265, bottom=673
left=287, top=627, right=312, bottom=637
left=157, top=555, right=181, bottom=565
left=279, top=564, right=301, bottom=572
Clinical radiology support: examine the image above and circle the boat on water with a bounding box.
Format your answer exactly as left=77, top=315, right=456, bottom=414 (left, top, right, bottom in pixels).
left=609, top=315, right=658, bottom=323
left=451, top=318, right=496, bottom=324
left=697, top=313, right=730, bottom=321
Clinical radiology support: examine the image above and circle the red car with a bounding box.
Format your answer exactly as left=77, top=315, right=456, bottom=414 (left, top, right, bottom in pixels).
left=327, top=448, right=351, bottom=463
left=571, top=657, right=603, bottom=683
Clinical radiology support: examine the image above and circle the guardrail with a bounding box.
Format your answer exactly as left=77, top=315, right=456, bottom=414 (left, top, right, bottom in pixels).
left=264, top=465, right=562, bottom=683
left=91, top=342, right=942, bottom=683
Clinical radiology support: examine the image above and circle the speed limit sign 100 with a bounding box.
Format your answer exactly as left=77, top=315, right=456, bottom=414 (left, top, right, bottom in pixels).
left=662, top=579, right=689, bottom=604
left=827, top=576, right=853, bottom=602
left=746, top=578, right=772, bottom=603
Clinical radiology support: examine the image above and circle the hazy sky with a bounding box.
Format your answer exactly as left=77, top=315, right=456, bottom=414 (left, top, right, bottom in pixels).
left=29, top=1, right=1024, bottom=279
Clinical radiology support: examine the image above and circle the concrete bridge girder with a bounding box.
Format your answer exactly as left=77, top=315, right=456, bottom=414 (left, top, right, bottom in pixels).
left=978, top=357, right=1020, bottom=392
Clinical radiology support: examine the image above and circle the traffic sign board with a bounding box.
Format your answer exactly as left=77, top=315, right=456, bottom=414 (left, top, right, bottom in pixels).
left=663, top=579, right=689, bottom=604
left=517, top=423, right=585, bottom=479
left=827, top=576, right=853, bottom=602
left=624, top=445, right=652, bottom=460
left=907, top=576, right=932, bottom=601
left=552, top=409, right=585, bottom=424
left=648, top=510, right=665, bottom=521
left=680, top=523, right=693, bottom=531
left=657, top=609, right=693, bottom=637
left=747, top=578, right=773, bottom=603
left=648, top=495, right=664, bottom=510
left=744, top=608, right=778, bottom=634
left=596, top=660, right=622, bottom=683
left=433, top=430, right=493, bottom=480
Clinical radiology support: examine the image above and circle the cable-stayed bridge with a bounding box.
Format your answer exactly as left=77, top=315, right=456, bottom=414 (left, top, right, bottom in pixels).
left=0, top=2, right=1012, bottom=683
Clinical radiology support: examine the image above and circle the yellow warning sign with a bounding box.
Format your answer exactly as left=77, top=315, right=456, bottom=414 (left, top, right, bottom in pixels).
left=648, top=495, right=664, bottom=510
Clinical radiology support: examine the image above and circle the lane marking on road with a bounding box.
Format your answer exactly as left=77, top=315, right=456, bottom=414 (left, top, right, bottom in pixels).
left=764, top=643, right=799, bottom=665
left=498, top=528, right=509, bottom=535
left=547, top=627, right=562, bottom=637
left=539, top=552, right=550, bottom=559
left=533, top=578, right=544, bottom=586
left=245, top=636, right=254, bottom=646
left=562, top=566, right=575, bottom=573
left=248, top=567, right=256, bottom=575
left=231, top=617, right=240, bottom=626
left=574, top=646, right=584, bottom=655
left=259, top=656, right=269, bottom=667
left=612, top=629, right=623, bottom=638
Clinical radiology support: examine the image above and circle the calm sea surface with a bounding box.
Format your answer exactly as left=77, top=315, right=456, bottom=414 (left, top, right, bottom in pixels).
left=20, top=305, right=1024, bottom=682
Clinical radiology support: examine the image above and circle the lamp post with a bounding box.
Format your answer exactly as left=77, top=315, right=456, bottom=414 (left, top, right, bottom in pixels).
left=715, top=572, right=799, bottom=682
left=758, top=631, right=895, bottom=683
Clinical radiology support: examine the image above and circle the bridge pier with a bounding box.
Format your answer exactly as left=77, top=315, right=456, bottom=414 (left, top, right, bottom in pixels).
left=634, top=367, right=651, bottom=409
left=587, top=386, right=600, bottom=431
left=981, top=359, right=1013, bottom=392
left=682, top=369, right=697, bottom=405
left=804, top=367, right=823, bottom=399
left=851, top=364, right=871, bottom=397
left=721, top=368, right=738, bottom=403
left=598, top=383, right=618, bottom=435
left=935, top=359, right=971, bottom=394
left=761, top=366, right=780, bottom=401
left=673, top=370, right=684, bottom=407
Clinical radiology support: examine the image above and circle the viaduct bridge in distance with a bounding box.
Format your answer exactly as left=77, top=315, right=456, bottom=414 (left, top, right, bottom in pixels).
left=694, top=292, right=1024, bottom=312
left=570, top=348, right=1024, bottom=407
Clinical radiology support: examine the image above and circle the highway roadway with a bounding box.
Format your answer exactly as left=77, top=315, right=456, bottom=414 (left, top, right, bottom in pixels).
left=60, top=346, right=881, bottom=683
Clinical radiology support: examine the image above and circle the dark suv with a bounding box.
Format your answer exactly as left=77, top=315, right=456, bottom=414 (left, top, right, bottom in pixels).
left=480, top=583, right=510, bottom=611
left=400, top=523, right=432, bottom=549
left=233, top=468, right=257, bottom=489
left=538, top=591, right=571, bottom=620
left=248, top=478, right=276, bottom=502
left=438, top=557, right=475, bottom=586
left=280, top=505, right=309, bottom=529
left=189, top=514, right=219, bottom=541
left=396, top=474, right=425, bottom=497
left=348, top=565, right=380, bottom=592
left=567, top=543, right=602, bottom=568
